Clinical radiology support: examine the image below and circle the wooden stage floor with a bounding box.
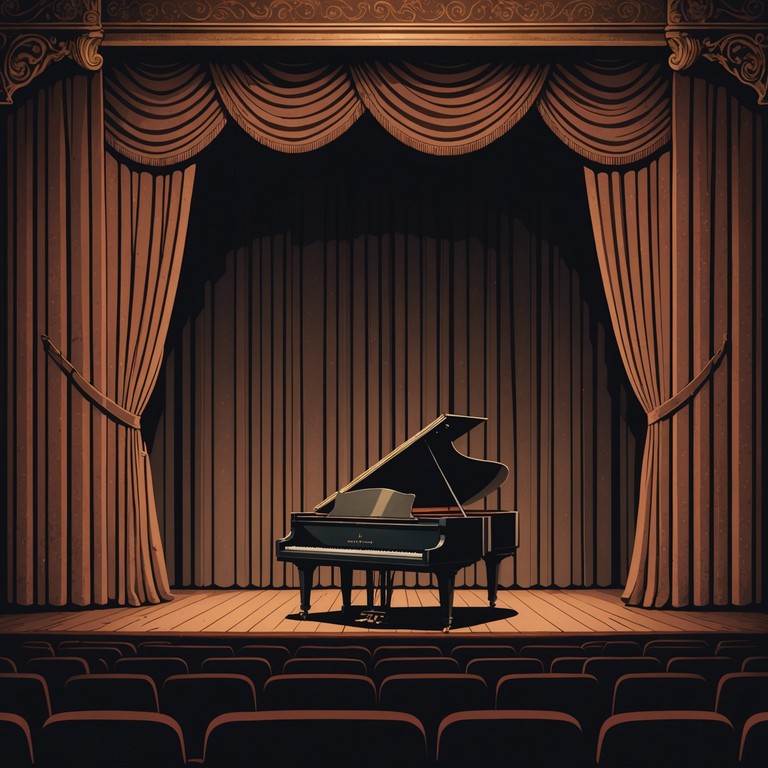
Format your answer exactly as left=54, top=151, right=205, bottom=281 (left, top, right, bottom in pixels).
left=2, top=588, right=767, bottom=638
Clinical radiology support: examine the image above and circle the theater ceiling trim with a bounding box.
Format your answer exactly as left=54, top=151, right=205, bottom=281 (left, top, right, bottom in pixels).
left=1, top=2, right=766, bottom=102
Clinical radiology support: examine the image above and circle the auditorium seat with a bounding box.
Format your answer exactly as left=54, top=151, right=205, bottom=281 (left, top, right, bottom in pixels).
left=495, top=673, right=601, bottom=737
left=137, top=643, right=234, bottom=672
left=550, top=656, right=590, bottom=673
left=25, top=657, right=90, bottom=712
left=436, top=710, right=587, bottom=767
left=449, top=644, right=516, bottom=670
left=643, top=643, right=713, bottom=666
left=742, top=656, right=768, bottom=672
left=666, top=655, right=739, bottom=690
left=239, top=644, right=291, bottom=673
left=294, top=644, right=372, bottom=667
left=0, top=712, right=34, bottom=768
left=283, top=656, right=369, bottom=675
left=612, top=673, right=712, bottom=714
left=715, top=672, right=768, bottom=733
left=201, top=710, right=428, bottom=767
left=583, top=656, right=662, bottom=695
left=58, top=639, right=137, bottom=656
left=378, top=673, right=489, bottom=757
left=57, top=645, right=122, bottom=673
left=114, top=656, right=189, bottom=687
left=716, top=644, right=768, bottom=665
left=373, top=656, right=459, bottom=683
left=596, top=711, right=736, bottom=767
left=519, top=645, right=588, bottom=670
left=372, top=644, right=442, bottom=661
left=201, top=656, right=273, bottom=696
left=37, top=710, right=187, bottom=767
left=62, top=673, right=159, bottom=712
left=0, top=673, right=52, bottom=737
left=465, top=657, right=545, bottom=689
left=262, top=673, right=377, bottom=710
left=160, top=673, right=257, bottom=760
left=11, top=643, right=54, bottom=665
left=739, top=712, right=768, bottom=767
left=0, top=656, right=17, bottom=672
left=600, top=641, right=642, bottom=656
left=643, top=638, right=710, bottom=653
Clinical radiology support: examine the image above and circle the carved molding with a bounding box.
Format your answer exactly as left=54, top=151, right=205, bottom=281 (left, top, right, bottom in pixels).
left=0, top=0, right=102, bottom=104
left=102, top=1, right=665, bottom=25
left=666, top=0, right=768, bottom=105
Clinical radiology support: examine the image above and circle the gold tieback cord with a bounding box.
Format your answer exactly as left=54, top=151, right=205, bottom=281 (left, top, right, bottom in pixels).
left=647, top=335, right=728, bottom=426
left=41, top=334, right=142, bottom=430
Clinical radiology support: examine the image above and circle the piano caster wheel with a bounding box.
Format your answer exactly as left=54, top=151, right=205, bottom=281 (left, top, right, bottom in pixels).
left=489, top=600, right=496, bottom=609
left=300, top=611, right=309, bottom=620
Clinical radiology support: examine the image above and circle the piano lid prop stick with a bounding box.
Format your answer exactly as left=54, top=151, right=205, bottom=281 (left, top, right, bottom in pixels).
left=425, top=441, right=468, bottom=518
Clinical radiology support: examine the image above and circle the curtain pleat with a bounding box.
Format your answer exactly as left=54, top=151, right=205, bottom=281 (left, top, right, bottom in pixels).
left=104, top=62, right=226, bottom=166
left=152, top=141, right=641, bottom=589
left=351, top=60, right=548, bottom=155
left=584, top=74, right=763, bottom=607
left=538, top=60, right=671, bottom=164
left=105, top=154, right=196, bottom=605
left=211, top=61, right=364, bottom=153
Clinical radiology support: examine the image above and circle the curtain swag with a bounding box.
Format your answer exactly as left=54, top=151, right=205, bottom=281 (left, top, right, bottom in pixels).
left=103, top=58, right=671, bottom=164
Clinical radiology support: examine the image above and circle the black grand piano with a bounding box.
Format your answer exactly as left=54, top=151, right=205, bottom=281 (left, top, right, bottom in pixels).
left=276, top=414, right=518, bottom=631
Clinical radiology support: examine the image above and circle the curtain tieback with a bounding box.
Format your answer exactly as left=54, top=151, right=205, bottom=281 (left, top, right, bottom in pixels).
left=41, top=334, right=142, bottom=430
left=647, top=334, right=728, bottom=426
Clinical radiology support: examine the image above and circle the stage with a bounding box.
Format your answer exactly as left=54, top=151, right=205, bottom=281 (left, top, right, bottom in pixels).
left=2, top=588, right=766, bottom=639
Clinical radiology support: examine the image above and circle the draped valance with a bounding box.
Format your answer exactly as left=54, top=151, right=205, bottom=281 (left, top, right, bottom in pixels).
left=103, top=58, right=671, bottom=165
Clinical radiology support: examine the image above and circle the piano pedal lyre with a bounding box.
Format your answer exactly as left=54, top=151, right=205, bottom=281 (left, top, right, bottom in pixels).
left=355, top=609, right=386, bottom=625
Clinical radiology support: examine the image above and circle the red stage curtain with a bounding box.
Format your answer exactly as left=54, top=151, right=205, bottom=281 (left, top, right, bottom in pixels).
left=584, top=72, right=763, bottom=607
left=352, top=60, right=548, bottom=154
left=537, top=60, right=671, bottom=165
left=211, top=60, right=363, bottom=152
left=104, top=62, right=226, bottom=166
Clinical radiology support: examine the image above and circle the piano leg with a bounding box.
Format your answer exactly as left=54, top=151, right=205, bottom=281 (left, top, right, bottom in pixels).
left=483, top=553, right=501, bottom=608
left=297, top=564, right=315, bottom=619
left=340, top=567, right=354, bottom=614
left=435, top=568, right=458, bottom=632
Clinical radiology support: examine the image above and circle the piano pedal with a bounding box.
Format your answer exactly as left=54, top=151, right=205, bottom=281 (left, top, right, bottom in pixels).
left=355, top=610, right=386, bottom=625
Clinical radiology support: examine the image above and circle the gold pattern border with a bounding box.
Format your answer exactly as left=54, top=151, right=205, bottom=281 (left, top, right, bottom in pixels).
left=666, top=0, right=768, bottom=105
left=0, top=0, right=102, bottom=104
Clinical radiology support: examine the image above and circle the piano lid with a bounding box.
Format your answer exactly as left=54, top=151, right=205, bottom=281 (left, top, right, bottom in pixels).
left=314, top=414, right=509, bottom=514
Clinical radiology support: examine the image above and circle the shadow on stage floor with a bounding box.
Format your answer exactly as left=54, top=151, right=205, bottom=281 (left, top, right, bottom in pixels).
left=283, top=606, right=518, bottom=631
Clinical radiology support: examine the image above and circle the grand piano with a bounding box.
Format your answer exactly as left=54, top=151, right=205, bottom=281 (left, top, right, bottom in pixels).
left=276, top=414, right=518, bottom=630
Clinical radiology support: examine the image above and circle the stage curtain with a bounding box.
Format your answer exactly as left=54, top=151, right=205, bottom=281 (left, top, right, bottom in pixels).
left=351, top=60, right=548, bottom=155
left=537, top=60, right=671, bottom=165
left=210, top=60, right=363, bottom=152
left=584, top=73, right=763, bottom=607
left=104, top=62, right=226, bottom=167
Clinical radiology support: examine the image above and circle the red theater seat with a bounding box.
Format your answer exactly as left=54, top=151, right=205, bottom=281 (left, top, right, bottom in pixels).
left=137, top=644, right=234, bottom=672
left=372, top=644, right=442, bottom=662
left=113, top=656, right=189, bottom=688
left=449, top=644, right=516, bottom=670
left=238, top=644, right=291, bottom=673
left=24, top=657, right=90, bottom=712
left=373, top=656, right=460, bottom=683
left=740, top=712, right=768, bottom=767
left=0, top=656, right=17, bottom=672
left=519, top=645, right=588, bottom=670
left=0, top=672, right=52, bottom=736
left=283, top=656, right=369, bottom=675
left=436, top=710, right=586, bottom=767
left=201, top=656, right=273, bottom=695
left=294, top=644, right=372, bottom=666
left=62, top=673, right=159, bottom=712
left=612, top=673, right=712, bottom=714
left=715, top=672, right=768, bottom=733
left=463, top=657, right=544, bottom=690
left=0, top=713, right=34, bottom=768
left=666, top=656, right=739, bottom=690
left=262, top=673, right=377, bottom=710
left=201, top=710, right=428, bottom=767
left=597, top=711, right=736, bottom=767
left=38, top=710, right=186, bottom=767
left=160, top=673, right=257, bottom=760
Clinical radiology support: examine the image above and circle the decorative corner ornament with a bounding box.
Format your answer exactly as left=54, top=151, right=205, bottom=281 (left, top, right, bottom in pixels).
left=0, top=0, right=103, bottom=105
left=666, top=0, right=768, bottom=105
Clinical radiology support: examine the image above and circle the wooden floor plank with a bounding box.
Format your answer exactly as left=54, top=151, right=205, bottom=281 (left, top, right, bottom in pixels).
left=1, top=588, right=766, bottom=637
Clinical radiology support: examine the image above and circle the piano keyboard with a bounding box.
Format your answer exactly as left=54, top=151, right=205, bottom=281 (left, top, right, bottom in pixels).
left=283, top=545, right=423, bottom=559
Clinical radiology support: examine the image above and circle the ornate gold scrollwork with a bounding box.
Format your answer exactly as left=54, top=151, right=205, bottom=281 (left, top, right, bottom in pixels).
left=0, top=0, right=103, bottom=104
left=0, top=32, right=70, bottom=104
left=666, top=0, right=768, bottom=105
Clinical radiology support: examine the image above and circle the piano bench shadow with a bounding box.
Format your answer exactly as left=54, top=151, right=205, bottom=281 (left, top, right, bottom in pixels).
left=284, top=606, right=518, bottom=631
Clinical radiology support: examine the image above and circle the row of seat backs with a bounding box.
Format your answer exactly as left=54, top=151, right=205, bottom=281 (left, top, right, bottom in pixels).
left=3, top=670, right=767, bottom=760
left=3, top=708, right=768, bottom=768
left=2, top=637, right=766, bottom=671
